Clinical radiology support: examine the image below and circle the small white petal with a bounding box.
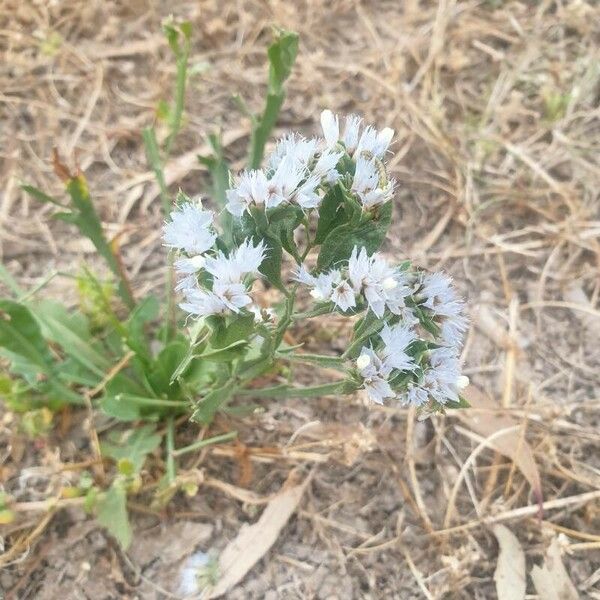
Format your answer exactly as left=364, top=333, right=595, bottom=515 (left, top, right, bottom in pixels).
left=320, top=110, right=340, bottom=147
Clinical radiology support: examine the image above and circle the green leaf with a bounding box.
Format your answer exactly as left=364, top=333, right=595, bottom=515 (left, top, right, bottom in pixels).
left=124, top=295, right=160, bottom=362
left=33, top=300, right=110, bottom=379
left=148, top=339, right=188, bottom=394
left=248, top=29, right=299, bottom=169
left=209, top=313, right=255, bottom=349
left=317, top=201, right=392, bottom=270
left=267, top=29, right=299, bottom=92
left=65, top=176, right=134, bottom=310
left=100, top=393, right=142, bottom=422
left=267, top=204, right=304, bottom=261
left=258, top=233, right=284, bottom=290
left=0, top=300, right=54, bottom=379
left=191, top=382, right=236, bottom=424
left=96, top=481, right=132, bottom=548
left=101, top=424, right=162, bottom=473
left=21, top=184, right=65, bottom=208
left=315, top=184, right=347, bottom=244
left=197, top=339, right=248, bottom=362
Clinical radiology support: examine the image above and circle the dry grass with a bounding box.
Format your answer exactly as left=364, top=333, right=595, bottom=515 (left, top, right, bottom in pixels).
left=1, top=0, right=600, bottom=598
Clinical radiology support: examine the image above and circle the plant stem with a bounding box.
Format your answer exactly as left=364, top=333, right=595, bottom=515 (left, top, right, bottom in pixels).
left=237, top=381, right=345, bottom=399
left=171, top=431, right=238, bottom=457
left=165, top=417, right=176, bottom=485
left=114, top=394, right=188, bottom=408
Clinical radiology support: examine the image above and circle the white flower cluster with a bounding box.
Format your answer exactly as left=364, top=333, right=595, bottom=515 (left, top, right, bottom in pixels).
left=356, top=323, right=416, bottom=404
left=163, top=200, right=267, bottom=318
left=225, top=110, right=395, bottom=216
left=351, top=268, right=469, bottom=408
left=356, top=325, right=468, bottom=407
left=294, top=246, right=412, bottom=319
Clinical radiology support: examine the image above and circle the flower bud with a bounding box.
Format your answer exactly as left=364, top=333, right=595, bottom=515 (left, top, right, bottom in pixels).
left=457, top=375, right=470, bottom=389
left=356, top=354, right=371, bottom=370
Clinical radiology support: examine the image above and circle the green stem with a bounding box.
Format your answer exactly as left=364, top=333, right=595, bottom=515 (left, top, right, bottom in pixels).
left=277, top=352, right=346, bottom=370
left=237, top=381, right=345, bottom=399
left=166, top=417, right=176, bottom=485
left=171, top=431, right=238, bottom=457
left=113, top=394, right=188, bottom=408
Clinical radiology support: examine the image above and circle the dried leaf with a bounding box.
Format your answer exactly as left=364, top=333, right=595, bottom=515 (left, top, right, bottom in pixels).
left=493, top=524, right=526, bottom=600
left=206, top=471, right=310, bottom=598
left=458, top=385, right=542, bottom=505
left=531, top=537, right=579, bottom=600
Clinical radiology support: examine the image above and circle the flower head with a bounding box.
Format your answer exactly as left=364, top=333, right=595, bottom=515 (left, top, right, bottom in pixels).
left=320, top=110, right=394, bottom=158
left=225, top=170, right=270, bottom=216
left=352, top=155, right=394, bottom=209
left=163, top=201, right=216, bottom=255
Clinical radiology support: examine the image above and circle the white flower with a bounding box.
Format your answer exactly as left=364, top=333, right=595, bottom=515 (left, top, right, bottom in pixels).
left=320, top=110, right=394, bottom=158
left=363, top=375, right=395, bottom=405
left=269, top=156, right=306, bottom=207
left=421, top=272, right=456, bottom=313
left=320, top=110, right=340, bottom=147
left=357, top=347, right=394, bottom=404
left=163, top=201, right=216, bottom=255
left=225, top=169, right=270, bottom=216
left=293, top=264, right=316, bottom=286
left=313, top=149, right=343, bottom=182
left=355, top=125, right=394, bottom=158
left=310, top=270, right=341, bottom=301
left=204, top=239, right=266, bottom=284
left=379, top=323, right=415, bottom=371
left=295, top=174, right=322, bottom=209
left=320, top=111, right=363, bottom=155
left=175, top=255, right=206, bottom=274
left=401, top=348, right=465, bottom=407
left=268, top=134, right=317, bottom=172
left=330, top=279, right=356, bottom=311
left=180, top=287, right=227, bottom=317
left=212, top=281, right=252, bottom=313
left=348, top=247, right=410, bottom=317
left=405, top=385, right=429, bottom=407
left=351, top=155, right=394, bottom=208
left=441, top=314, right=469, bottom=348
left=232, top=238, right=267, bottom=275
left=342, top=114, right=362, bottom=155
left=174, top=255, right=206, bottom=291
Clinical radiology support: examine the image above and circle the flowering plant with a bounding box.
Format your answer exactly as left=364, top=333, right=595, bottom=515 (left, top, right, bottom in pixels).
left=1, top=24, right=469, bottom=550
left=165, top=109, right=469, bottom=421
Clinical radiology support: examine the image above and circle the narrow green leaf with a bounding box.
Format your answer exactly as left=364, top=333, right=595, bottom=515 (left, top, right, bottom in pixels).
left=33, top=300, right=110, bottom=379
left=0, top=300, right=54, bottom=377
left=21, top=184, right=65, bottom=208
left=191, top=381, right=236, bottom=424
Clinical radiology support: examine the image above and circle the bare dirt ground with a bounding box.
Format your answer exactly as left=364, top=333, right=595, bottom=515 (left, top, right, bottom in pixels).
left=1, top=0, right=600, bottom=598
